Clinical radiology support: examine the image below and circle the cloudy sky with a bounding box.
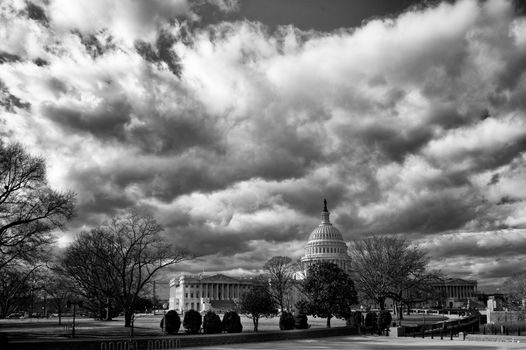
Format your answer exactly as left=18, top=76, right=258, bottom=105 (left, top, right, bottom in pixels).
left=1, top=0, right=526, bottom=291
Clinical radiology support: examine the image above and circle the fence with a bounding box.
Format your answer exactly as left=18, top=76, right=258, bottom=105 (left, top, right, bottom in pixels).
left=100, top=340, right=139, bottom=350
left=146, top=338, right=181, bottom=349
left=98, top=339, right=182, bottom=350
left=402, top=314, right=480, bottom=340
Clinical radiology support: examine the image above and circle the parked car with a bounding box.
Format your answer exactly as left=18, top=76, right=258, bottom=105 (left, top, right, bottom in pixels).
left=6, top=312, right=24, bottom=319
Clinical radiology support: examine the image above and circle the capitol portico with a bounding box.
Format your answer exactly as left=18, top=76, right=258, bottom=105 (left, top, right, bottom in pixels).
left=301, top=199, right=352, bottom=274
left=169, top=274, right=255, bottom=313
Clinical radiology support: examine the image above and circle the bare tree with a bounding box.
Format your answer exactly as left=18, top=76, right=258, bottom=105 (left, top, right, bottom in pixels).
left=503, top=272, right=526, bottom=310
left=59, top=229, right=119, bottom=320
left=42, top=270, right=77, bottom=325
left=263, top=256, right=295, bottom=312
left=61, top=211, right=188, bottom=327
left=0, top=141, right=74, bottom=318
left=350, top=236, right=440, bottom=321
left=0, top=265, right=37, bottom=318
left=0, top=141, right=75, bottom=271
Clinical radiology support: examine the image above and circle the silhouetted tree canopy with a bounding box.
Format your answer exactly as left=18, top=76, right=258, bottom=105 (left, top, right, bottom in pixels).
left=0, top=141, right=75, bottom=318
left=302, top=262, right=358, bottom=328
left=239, top=285, right=277, bottom=331
left=0, top=141, right=75, bottom=271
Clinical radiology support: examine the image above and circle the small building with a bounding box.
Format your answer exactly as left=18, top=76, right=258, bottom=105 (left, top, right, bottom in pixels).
left=169, top=274, right=256, bottom=313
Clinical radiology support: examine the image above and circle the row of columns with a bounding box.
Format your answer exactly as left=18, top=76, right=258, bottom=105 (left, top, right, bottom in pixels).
left=306, top=246, right=346, bottom=255
left=442, top=285, right=476, bottom=299
left=197, top=283, right=247, bottom=300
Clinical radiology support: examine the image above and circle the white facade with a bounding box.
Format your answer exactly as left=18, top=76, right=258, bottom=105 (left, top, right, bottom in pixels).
left=169, top=274, right=254, bottom=313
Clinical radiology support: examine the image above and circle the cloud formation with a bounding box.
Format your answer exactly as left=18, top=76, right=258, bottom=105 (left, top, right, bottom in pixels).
left=1, top=0, right=526, bottom=289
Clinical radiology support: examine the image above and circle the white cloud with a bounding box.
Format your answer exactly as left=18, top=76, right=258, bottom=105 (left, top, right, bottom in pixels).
left=424, top=115, right=526, bottom=165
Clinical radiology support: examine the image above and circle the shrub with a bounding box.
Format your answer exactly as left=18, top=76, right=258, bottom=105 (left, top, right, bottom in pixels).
left=203, top=310, right=222, bottom=334
left=279, top=311, right=295, bottom=330
left=222, top=311, right=243, bottom=333
left=183, top=309, right=202, bottom=334
left=352, top=311, right=363, bottom=328
left=293, top=309, right=309, bottom=329
left=160, top=310, right=181, bottom=334
left=365, top=312, right=377, bottom=329
left=377, top=310, right=392, bottom=333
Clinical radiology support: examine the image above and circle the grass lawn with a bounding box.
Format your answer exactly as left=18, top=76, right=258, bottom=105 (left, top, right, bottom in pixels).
left=398, top=314, right=449, bottom=327
left=0, top=314, right=347, bottom=341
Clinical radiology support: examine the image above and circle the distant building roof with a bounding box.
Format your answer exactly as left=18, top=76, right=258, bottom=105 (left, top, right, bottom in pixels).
left=170, top=273, right=261, bottom=286
left=432, top=278, right=477, bottom=286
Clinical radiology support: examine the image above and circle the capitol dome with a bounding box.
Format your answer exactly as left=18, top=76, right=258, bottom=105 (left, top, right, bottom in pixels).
left=301, top=199, right=352, bottom=273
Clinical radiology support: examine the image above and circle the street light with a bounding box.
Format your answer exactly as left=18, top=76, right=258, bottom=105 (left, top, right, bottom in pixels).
left=66, top=300, right=83, bottom=338
left=162, top=303, right=168, bottom=334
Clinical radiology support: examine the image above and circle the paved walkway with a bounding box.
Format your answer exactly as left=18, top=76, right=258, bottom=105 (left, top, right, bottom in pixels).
left=189, top=335, right=526, bottom=350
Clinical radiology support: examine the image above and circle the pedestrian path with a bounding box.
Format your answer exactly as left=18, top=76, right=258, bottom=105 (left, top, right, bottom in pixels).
left=188, top=335, right=526, bottom=350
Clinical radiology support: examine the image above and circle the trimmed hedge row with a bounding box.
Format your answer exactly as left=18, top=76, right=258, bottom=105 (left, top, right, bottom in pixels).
left=161, top=310, right=243, bottom=334
left=160, top=310, right=310, bottom=334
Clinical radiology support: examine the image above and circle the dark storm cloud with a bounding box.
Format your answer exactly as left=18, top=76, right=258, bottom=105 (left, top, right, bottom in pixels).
left=165, top=226, right=252, bottom=257
left=26, top=2, right=49, bottom=26
left=369, top=190, right=480, bottom=235
left=0, top=80, right=31, bottom=112
left=0, top=51, right=22, bottom=64
left=423, top=231, right=526, bottom=260
left=66, top=165, right=138, bottom=215
left=476, top=260, right=526, bottom=279
left=130, top=117, right=220, bottom=156
left=43, top=100, right=132, bottom=140
left=75, top=31, right=117, bottom=59
left=358, top=124, right=434, bottom=162
left=135, top=29, right=182, bottom=77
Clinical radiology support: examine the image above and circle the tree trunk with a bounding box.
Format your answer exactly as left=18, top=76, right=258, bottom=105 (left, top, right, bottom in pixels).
left=124, top=309, right=133, bottom=327
left=379, top=298, right=386, bottom=310
left=253, top=316, right=259, bottom=332
left=105, top=298, right=112, bottom=321
left=326, top=316, right=331, bottom=328
left=398, top=302, right=404, bottom=320
left=58, top=307, right=62, bottom=326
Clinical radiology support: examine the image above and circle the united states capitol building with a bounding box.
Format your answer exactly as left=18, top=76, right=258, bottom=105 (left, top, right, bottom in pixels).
left=169, top=200, right=477, bottom=313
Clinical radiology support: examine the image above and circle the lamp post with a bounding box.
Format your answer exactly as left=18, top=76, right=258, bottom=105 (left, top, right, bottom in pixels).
left=66, top=300, right=83, bottom=338
left=162, top=303, right=168, bottom=334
